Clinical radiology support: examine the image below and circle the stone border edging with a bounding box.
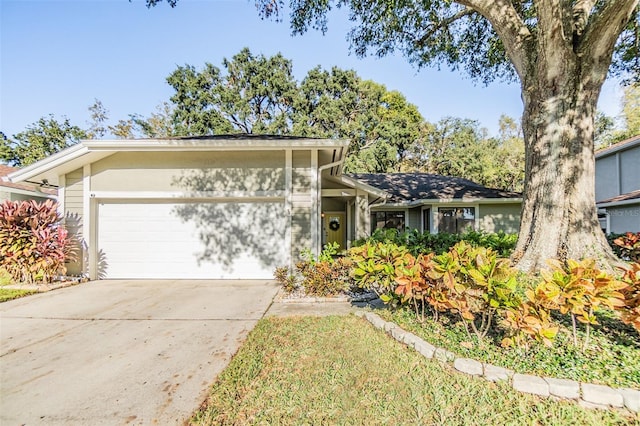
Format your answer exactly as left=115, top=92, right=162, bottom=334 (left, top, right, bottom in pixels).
left=355, top=311, right=640, bottom=413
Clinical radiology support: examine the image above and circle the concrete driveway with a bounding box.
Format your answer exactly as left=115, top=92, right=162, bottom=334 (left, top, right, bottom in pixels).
left=0, top=280, right=279, bottom=425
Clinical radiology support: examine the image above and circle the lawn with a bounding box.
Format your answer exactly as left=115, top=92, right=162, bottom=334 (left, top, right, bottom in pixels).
left=191, top=315, right=636, bottom=425
left=0, top=288, right=35, bottom=302
left=378, top=307, right=640, bottom=388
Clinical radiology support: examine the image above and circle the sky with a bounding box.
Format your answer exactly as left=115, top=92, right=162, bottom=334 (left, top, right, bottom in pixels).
left=0, top=0, right=626, bottom=139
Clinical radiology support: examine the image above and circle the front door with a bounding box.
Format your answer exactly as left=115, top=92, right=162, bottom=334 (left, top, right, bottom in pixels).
left=324, top=213, right=346, bottom=250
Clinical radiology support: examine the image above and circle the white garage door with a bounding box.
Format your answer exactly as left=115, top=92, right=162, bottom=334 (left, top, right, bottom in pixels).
left=97, top=201, right=287, bottom=279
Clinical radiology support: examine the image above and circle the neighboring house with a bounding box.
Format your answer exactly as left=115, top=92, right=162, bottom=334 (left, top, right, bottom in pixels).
left=0, top=164, right=56, bottom=202
left=595, top=135, right=640, bottom=234
left=350, top=173, right=522, bottom=236
left=6, top=136, right=383, bottom=280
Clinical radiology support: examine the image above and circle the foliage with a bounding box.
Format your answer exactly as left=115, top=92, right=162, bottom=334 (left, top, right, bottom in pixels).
left=273, top=265, right=299, bottom=293
left=0, top=116, right=87, bottom=166
left=356, top=228, right=517, bottom=257
left=380, top=307, right=640, bottom=389
left=349, top=241, right=412, bottom=298
left=619, top=262, right=640, bottom=332
left=0, top=200, right=75, bottom=284
left=404, top=116, right=525, bottom=192
left=190, top=316, right=634, bottom=425
left=613, top=232, right=640, bottom=262
left=394, top=241, right=520, bottom=340
left=295, top=257, right=352, bottom=297
left=537, top=259, right=627, bottom=350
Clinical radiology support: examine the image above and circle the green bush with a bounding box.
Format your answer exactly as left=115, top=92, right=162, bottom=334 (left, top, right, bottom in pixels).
left=354, top=229, right=517, bottom=257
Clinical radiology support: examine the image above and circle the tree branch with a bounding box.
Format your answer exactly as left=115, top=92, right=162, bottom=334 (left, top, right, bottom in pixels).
left=456, top=0, right=533, bottom=81
left=580, top=0, right=639, bottom=73
left=573, top=0, right=598, bottom=37
left=414, top=7, right=475, bottom=48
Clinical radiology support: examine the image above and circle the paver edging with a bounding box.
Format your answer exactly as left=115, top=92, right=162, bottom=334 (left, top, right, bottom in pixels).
left=360, top=311, right=639, bottom=414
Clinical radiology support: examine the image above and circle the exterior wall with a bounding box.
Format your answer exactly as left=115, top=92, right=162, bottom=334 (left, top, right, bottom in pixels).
left=91, top=151, right=285, bottom=192
left=0, top=190, right=51, bottom=203
left=64, top=168, right=84, bottom=275
left=595, top=155, right=618, bottom=202
left=595, top=143, right=640, bottom=201
left=620, top=146, right=640, bottom=195
left=478, top=203, right=521, bottom=234
left=291, top=150, right=313, bottom=261
left=608, top=204, right=640, bottom=233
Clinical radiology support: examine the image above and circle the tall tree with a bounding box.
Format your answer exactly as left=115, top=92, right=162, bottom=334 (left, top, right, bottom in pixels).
left=242, top=0, right=639, bottom=271
left=166, top=48, right=297, bottom=135
left=0, top=116, right=87, bottom=166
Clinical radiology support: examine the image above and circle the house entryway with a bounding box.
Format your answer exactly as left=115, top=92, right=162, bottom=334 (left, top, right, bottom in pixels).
left=324, top=212, right=346, bottom=250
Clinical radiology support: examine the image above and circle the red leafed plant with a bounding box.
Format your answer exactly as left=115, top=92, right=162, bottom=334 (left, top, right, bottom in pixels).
left=618, top=262, right=640, bottom=333
left=613, top=232, right=640, bottom=262
left=0, top=200, right=76, bottom=284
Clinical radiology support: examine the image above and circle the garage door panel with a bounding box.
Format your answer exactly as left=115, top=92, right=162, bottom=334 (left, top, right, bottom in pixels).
left=98, top=202, right=287, bottom=279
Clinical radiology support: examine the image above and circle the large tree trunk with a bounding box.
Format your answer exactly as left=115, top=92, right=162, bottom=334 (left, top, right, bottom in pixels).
left=513, top=61, right=617, bottom=272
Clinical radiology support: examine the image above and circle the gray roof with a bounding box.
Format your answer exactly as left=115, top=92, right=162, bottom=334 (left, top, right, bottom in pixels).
left=349, top=173, right=521, bottom=204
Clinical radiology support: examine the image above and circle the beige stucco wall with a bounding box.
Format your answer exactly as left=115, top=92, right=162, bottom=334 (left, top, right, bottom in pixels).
left=478, top=203, right=521, bottom=233
left=291, top=150, right=313, bottom=260
left=64, top=168, right=84, bottom=275
left=91, top=151, right=285, bottom=192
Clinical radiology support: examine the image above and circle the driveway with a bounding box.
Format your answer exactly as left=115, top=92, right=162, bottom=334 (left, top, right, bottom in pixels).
left=0, top=280, right=280, bottom=425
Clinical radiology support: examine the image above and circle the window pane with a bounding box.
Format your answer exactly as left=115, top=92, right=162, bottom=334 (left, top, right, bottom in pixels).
left=438, top=208, right=456, bottom=233
left=423, top=208, right=431, bottom=233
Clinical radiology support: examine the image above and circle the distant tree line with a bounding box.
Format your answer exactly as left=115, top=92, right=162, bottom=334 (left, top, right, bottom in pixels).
left=11, top=47, right=638, bottom=192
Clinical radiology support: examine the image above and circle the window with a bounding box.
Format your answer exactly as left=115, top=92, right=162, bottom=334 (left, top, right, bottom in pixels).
left=371, top=211, right=405, bottom=232
left=422, top=208, right=431, bottom=233
left=438, top=207, right=475, bottom=234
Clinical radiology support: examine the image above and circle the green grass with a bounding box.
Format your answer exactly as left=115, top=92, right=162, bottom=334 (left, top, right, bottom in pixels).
left=191, top=316, right=636, bottom=425
left=0, top=288, right=35, bottom=302
left=378, top=307, right=640, bottom=389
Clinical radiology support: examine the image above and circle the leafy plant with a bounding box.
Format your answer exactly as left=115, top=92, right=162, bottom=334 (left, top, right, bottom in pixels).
left=273, top=265, right=299, bottom=293
left=295, top=257, right=352, bottom=297
left=349, top=242, right=413, bottom=298
left=538, top=259, right=627, bottom=350
left=618, top=262, right=640, bottom=333
left=0, top=200, right=76, bottom=284
left=612, top=232, right=640, bottom=262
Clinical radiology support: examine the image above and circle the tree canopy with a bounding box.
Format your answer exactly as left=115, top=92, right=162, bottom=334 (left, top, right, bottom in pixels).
left=0, top=116, right=87, bottom=167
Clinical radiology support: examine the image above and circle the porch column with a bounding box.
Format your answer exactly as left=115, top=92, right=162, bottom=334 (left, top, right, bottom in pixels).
left=355, top=190, right=370, bottom=240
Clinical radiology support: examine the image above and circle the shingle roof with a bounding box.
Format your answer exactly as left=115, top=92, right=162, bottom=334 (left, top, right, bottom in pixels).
left=596, top=134, right=640, bottom=158
left=349, top=173, right=521, bottom=204
left=597, top=189, right=640, bottom=205
left=0, top=164, right=56, bottom=196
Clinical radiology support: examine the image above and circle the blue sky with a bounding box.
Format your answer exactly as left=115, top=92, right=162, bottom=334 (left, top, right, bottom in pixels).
left=0, top=0, right=625, bottom=138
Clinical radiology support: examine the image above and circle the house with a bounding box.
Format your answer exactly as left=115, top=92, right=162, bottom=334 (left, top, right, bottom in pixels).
left=595, top=135, right=640, bottom=234
left=5, top=136, right=523, bottom=280
left=0, top=164, right=56, bottom=202
left=5, top=136, right=383, bottom=280
left=351, top=173, right=522, bottom=236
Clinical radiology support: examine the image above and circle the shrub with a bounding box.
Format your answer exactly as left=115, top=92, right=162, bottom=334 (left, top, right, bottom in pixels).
left=353, top=229, right=517, bottom=257
left=349, top=242, right=413, bottom=298
left=274, top=266, right=299, bottom=293
left=0, top=200, right=75, bottom=284
left=612, top=232, right=640, bottom=262
left=296, top=257, right=352, bottom=297
left=618, top=262, right=640, bottom=333
left=536, top=259, right=627, bottom=350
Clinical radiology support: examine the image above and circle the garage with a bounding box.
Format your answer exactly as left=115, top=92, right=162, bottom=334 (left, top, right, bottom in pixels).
left=97, top=201, right=287, bottom=279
